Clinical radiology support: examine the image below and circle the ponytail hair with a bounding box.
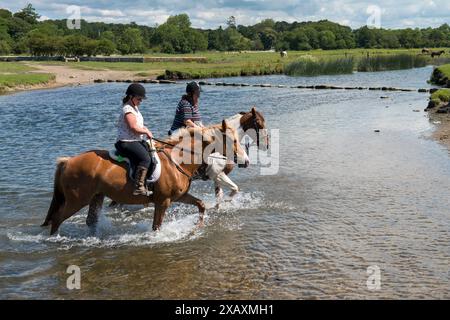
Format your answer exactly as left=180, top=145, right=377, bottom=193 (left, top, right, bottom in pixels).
left=122, top=95, right=131, bottom=105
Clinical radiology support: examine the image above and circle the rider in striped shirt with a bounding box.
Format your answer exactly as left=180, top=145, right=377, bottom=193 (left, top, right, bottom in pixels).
left=169, top=81, right=203, bottom=135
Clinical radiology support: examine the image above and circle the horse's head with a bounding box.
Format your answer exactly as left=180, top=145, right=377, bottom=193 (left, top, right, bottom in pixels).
left=240, top=106, right=269, bottom=151
left=204, top=120, right=250, bottom=168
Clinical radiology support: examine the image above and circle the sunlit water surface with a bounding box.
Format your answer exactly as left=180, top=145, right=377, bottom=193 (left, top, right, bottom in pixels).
left=1, top=66, right=449, bottom=299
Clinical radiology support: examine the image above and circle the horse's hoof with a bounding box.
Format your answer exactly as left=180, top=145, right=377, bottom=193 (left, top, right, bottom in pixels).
left=196, top=220, right=204, bottom=228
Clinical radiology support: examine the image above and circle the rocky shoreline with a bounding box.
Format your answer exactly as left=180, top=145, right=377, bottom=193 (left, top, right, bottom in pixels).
left=425, top=64, right=450, bottom=149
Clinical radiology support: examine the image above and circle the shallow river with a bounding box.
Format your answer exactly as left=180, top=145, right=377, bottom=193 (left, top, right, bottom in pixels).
left=1, top=66, right=449, bottom=299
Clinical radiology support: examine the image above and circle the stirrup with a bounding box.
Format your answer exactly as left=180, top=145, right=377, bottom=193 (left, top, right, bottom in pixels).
left=133, top=188, right=152, bottom=196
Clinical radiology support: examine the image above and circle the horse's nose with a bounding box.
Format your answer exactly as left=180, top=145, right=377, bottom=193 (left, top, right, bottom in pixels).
left=239, top=159, right=249, bottom=168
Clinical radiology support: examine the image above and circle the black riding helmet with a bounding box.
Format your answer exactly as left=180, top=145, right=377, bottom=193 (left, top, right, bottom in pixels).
left=186, top=81, right=202, bottom=94
left=126, top=83, right=147, bottom=99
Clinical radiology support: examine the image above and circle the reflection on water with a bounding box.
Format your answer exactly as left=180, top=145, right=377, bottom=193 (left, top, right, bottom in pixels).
left=0, top=66, right=449, bottom=299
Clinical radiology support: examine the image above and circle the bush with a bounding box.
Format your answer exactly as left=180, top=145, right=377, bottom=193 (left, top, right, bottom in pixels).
left=96, top=39, right=116, bottom=56
left=357, top=54, right=428, bottom=72
left=285, top=56, right=354, bottom=76
left=0, top=40, right=11, bottom=54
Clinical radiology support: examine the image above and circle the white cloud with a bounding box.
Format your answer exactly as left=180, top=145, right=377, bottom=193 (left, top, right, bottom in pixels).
left=0, top=0, right=449, bottom=29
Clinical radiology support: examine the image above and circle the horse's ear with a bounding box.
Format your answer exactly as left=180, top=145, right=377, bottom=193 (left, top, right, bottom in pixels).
left=221, top=119, right=227, bottom=132
left=251, top=106, right=257, bottom=115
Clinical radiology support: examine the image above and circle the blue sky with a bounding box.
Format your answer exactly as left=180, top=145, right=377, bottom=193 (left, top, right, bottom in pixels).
left=1, top=0, right=449, bottom=29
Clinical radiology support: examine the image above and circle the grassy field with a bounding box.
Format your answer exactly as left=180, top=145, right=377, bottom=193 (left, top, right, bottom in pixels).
left=430, top=63, right=450, bottom=86
left=0, top=62, right=55, bottom=93
left=438, top=64, right=450, bottom=77
left=0, top=48, right=448, bottom=92
left=21, top=48, right=447, bottom=79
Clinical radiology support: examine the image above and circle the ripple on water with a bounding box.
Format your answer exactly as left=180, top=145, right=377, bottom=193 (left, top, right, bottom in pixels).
left=4, top=191, right=272, bottom=251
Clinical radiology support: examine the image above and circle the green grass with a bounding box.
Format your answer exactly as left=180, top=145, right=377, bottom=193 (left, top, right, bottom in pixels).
left=0, top=62, right=55, bottom=93
left=23, top=48, right=446, bottom=79
left=0, top=73, right=55, bottom=87
left=3, top=48, right=448, bottom=82
left=430, top=63, right=450, bottom=86
left=436, top=64, right=450, bottom=78
left=284, top=56, right=354, bottom=76
left=430, top=88, right=450, bottom=105
left=0, top=62, right=36, bottom=73
left=357, top=54, right=428, bottom=72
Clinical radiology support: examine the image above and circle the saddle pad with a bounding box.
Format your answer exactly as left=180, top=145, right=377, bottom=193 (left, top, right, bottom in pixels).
left=109, top=149, right=161, bottom=183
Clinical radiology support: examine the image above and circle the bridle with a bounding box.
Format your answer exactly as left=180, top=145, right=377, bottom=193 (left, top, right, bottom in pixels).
left=151, top=128, right=240, bottom=179
left=244, top=112, right=269, bottom=154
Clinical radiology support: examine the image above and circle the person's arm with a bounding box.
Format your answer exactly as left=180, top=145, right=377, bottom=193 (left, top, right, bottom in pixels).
left=124, top=113, right=153, bottom=138
left=184, top=119, right=200, bottom=128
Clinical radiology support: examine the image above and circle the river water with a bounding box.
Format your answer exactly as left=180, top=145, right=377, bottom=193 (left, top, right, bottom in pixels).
left=1, top=66, right=449, bottom=299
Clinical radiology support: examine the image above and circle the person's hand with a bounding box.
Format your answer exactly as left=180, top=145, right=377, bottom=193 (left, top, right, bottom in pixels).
left=146, top=128, right=153, bottom=139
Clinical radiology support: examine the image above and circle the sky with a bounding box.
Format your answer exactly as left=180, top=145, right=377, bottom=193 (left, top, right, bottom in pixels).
left=0, top=0, right=449, bottom=29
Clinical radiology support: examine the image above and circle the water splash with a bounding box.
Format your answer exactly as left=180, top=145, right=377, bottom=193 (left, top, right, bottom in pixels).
left=6, top=191, right=271, bottom=251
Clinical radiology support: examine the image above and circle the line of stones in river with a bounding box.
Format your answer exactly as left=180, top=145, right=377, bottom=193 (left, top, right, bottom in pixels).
left=93, top=78, right=434, bottom=93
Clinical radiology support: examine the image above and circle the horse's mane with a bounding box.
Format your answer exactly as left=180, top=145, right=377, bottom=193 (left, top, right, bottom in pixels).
left=162, top=123, right=229, bottom=147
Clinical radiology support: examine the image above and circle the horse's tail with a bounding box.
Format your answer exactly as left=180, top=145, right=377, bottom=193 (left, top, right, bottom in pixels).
left=41, top=157, right=70, bottom=227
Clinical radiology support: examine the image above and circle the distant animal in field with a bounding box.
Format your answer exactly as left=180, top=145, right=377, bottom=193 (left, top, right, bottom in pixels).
left=431, top=50, right=445, bottom=58
left=280, top=50, right=287, bottom=58
left=421, top=48, right=430, bottom=54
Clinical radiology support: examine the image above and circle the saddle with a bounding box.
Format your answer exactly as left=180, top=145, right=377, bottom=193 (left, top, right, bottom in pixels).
left=109, top=149, right=162, bottom=189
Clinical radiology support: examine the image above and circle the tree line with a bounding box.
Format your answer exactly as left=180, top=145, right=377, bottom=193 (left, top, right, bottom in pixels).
left=0, top=4, right=449, bottom=56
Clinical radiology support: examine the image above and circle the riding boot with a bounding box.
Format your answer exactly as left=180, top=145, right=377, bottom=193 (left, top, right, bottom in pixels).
left=133, top=166, right=151, bottom=196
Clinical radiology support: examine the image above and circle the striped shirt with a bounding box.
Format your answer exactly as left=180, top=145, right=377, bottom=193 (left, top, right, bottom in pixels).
left=170, top=98, right=202, bottom=133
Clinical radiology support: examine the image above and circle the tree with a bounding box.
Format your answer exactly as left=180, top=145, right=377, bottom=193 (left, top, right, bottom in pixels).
left=224, top=27, right=251, bottom=51
left=258, top=27, right=277, bottom=50
left=189, top=29, right=208, bottom=53
left=97, top=39, right=116, bottom=55
left=304, top=27, right=319, bottom=49
left=100, top=30, right=115, bottom=42
left=152, top=14, right=206, bottom=53
left=166, top=14, right=191, bottom=30
left=26, top=33, right=63, bottom=56
left=0, top=40, right=10, bottom=54
left=63, top=34, right=91, bottom=56
left=13, top=3, right=40, bottom=24
left=208, top=27, right=226, bottom=51
left=282, top=28, right=311, bottom=50
left=118, top=27, right=145, bottom=54
left=0, top=9, right=12, bottom=19
left=318, top=30, right=336, bottom=49
left=355, top=26, right=377, bottom=48
left=6, top=17, right=31, bottom=40
left=227, top=16, right=236, bottom=29
left=251, top=35, right=264, bottom=50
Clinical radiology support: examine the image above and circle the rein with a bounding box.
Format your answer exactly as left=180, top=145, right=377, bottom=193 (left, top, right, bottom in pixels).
left=157, top=148, right=194, bottom=180
left=150, top=131, right=226, bottom=181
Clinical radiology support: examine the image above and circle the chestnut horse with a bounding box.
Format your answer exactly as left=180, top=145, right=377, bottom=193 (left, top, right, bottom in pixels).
left=108, top=106, right=269, bottom=207
left=41, top=121, right=249, bottom=235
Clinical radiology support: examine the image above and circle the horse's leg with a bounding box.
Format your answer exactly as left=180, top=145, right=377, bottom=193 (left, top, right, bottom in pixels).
left=86, top=194, right=105, bottom=228
left=108, top=200, right=118, bottom=208
left=50, top=201, right=86, bottom=235
left=50, top=189, right=92, bottom=235
left=41, top=192, right=64, bottom=227
left=152, top=198, right=171, bottom=231
left=214, top=178, right=224, bottom=208
left=177, top=193, right=206, bottom=227
left=216, top=172, right=239, bottom=201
